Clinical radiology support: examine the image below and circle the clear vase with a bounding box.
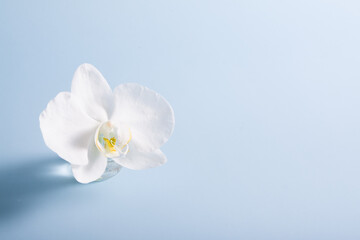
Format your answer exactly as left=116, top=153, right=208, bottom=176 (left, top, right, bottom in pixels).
left=96, top=159, right=122, bottom=182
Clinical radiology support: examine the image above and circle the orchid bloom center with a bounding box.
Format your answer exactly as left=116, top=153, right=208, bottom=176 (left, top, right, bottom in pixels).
left=94, top=121, right=132, bottom=158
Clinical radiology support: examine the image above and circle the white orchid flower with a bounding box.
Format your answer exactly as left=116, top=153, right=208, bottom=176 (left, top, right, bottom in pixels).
left=39, top=63, right=175, bottom=183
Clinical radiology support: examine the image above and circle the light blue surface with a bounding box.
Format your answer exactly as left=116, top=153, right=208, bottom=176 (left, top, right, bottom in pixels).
left=1, top=0, right=360, bottom=239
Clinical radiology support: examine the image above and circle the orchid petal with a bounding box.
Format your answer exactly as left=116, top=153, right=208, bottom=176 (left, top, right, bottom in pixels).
left=111, top=83, right=175, bottom=152
left=71, top=138, right=108, bottom=184
left=39, top=92, right=98, bottom=165
left=71, top=63, right=113, bottom=122
left=112, top=143, right=167, bottom=170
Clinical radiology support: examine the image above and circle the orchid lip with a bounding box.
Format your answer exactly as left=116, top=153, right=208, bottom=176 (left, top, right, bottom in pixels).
left=94, top=121, right=132, bottom=158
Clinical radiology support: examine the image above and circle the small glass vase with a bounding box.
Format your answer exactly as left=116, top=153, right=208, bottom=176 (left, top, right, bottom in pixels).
left=96, top=159, right=122, bottom=182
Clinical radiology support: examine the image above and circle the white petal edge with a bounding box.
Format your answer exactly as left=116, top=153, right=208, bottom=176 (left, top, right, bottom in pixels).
left=39, top=92, right=98, bottom=165
left=110, top=83, right=175, bottom=152
left=71, top=63, right=113, bottom=122
left=112, top=144, right=167, bottom=170
left=71, top=137, right=108, bottom=184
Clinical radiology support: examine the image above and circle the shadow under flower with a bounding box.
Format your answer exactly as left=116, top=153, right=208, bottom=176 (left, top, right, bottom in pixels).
left=0, top=156, right=77, bottom=222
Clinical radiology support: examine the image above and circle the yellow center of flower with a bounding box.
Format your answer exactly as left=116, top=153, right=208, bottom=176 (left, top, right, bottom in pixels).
left=103, top=137, right=117, bottom=153
left=94, top=121, right=132, bottom=158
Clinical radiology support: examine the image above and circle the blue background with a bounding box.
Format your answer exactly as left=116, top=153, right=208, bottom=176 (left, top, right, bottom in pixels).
left=1, top=0, right=360, bottom=239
